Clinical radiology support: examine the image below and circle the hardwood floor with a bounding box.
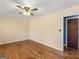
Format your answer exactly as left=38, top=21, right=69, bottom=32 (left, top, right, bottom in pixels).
left=0, top=39, right=79, bottom=59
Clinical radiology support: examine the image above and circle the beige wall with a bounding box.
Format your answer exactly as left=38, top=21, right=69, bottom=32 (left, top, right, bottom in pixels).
left=0, top=6, right=79, bottom=51
left=29, top=6, right=79, bottom=51
left=0, top=16, right=29, bottom=44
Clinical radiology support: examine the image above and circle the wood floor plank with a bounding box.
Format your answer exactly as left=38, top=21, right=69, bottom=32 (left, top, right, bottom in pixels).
left=0, top=39, right=78, bottom=59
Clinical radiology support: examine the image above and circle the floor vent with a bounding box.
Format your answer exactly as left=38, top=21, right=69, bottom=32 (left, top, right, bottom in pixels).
left=0, top=56, right=8, bottom=59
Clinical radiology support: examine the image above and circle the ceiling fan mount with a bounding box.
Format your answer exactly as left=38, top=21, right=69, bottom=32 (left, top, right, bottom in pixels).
left=17, top=5, right=38, bottom=16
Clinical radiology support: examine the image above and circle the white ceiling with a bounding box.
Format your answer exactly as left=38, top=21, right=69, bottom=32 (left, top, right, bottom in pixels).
left=0, top=0, right=79, bottom=19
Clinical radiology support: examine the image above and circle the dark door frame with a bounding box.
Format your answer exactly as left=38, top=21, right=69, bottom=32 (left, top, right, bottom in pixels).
left=63, top=15, right=79, bottom=49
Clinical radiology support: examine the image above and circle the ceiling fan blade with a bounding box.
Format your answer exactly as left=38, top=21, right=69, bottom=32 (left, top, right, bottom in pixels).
left=17, top=5, right=24, bottom=9
left=18, top=12, right=23, bottom=14
left=30, top=13, right=34, bottom=16
left=31, top=8, right=38, bottom=11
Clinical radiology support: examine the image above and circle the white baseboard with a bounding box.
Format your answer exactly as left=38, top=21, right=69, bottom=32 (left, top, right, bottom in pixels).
left=0, top=38, right=63, bottom=51
left=29, top=39, right=63, bottom=51
left=0, top=38, right=29, bottom=45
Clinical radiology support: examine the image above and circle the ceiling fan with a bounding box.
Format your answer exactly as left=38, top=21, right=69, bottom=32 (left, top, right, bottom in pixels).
left=17, top=5, right=38, bottom=16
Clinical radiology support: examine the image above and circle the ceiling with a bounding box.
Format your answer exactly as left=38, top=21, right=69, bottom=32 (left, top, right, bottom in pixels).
left=0, top=0, right=79, bottom=19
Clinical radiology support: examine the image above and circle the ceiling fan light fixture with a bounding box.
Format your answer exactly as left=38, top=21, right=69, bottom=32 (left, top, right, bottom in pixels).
left=23, top=11, right=31, bottom=15
left=17, top=5, right=38, bottom=16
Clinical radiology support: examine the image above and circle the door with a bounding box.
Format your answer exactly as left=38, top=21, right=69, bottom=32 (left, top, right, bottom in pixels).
left=67, top=18, right=78, bottom=49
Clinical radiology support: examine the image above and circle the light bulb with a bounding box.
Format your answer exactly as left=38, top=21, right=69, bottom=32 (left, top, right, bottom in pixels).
left=23, top=12, right=27, bottom=15
left=23, top=12, right=31, bottom=15
left=27, top=12, right=31, bottom=15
